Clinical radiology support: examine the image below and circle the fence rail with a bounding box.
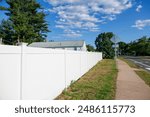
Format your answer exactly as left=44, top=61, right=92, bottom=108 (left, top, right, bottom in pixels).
left=0, top=44, right=102, bottom=100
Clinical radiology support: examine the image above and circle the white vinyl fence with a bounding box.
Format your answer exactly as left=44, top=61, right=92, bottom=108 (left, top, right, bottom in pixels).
left=0, top=44, right=102, bottom=100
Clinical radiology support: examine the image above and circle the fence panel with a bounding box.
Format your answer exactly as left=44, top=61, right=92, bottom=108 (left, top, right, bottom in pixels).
left=0, top=45, right=102, bottom=100
left=22, top=47, right=66, bottom=99
left=0, top=45, right=21, bottom=99
left=65, top=51, right=81, bottom=87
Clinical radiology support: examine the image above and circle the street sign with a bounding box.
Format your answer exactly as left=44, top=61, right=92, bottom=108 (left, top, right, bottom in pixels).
left=111, top=35, right=120, bottom=59
left=111, top=35, right=120, bottom=43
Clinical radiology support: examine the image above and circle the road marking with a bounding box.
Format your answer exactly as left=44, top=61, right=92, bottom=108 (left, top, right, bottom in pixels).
left=146, top=68, right=150, bottom=70
left=128, top=59, right=150, bottom=68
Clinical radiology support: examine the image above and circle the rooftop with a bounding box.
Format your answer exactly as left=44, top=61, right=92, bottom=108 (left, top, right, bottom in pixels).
left=28, top=40, right=85, bottom=48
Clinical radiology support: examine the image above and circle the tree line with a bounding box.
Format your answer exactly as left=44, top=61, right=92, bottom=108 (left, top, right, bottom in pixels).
left=118, top=36, right=150, bottom=56
left=0, top=0, right=49, bottom=45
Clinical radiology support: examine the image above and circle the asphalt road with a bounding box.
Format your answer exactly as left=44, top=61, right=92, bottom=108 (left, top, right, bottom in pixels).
left=124, top=56, right=150, bottom=72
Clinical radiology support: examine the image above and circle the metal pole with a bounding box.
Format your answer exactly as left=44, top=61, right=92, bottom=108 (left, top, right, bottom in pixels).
left=115, top=44, right=117, bottom=59
left=114, top=35, right=117, bottom=59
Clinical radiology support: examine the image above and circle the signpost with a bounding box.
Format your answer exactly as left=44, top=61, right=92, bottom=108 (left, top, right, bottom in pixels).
left=111, top=35, right=120, bottom=59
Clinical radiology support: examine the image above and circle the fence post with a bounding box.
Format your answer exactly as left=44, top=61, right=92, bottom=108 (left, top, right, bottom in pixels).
left=64, top=50, right=67, bottom=90
left=20, top=43, right=27, bottom=100
left=0, top=38, right=2, bottom=44
left=80, top=51, right=81, bottom=77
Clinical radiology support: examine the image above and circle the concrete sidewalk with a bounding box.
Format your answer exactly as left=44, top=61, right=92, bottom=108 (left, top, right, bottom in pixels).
left=115, top=59, right=150, bottom=100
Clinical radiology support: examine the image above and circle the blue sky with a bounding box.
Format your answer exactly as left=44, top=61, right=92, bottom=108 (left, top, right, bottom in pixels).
left=0, top=0, right=150, bottom=46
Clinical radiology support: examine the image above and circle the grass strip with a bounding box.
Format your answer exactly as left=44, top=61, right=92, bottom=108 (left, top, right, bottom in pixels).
left=135, top=71, right=150, bottom=87
left=119, top=57, right=139, bottom=68
left=119, top=57, right=150, bottom=87
left=56, top=59, right=117, bottom=100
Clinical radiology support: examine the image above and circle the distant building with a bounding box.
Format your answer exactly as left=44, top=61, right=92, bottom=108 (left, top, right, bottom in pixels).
left=28, top=40, right=87, bottom=51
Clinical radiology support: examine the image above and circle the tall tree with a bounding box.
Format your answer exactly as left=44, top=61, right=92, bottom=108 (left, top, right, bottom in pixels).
left=0, top=0, right=49, bottom=44
left=118, top=41, right=128, bottom=55
left=95, top=32, right=115, bottom=59
left=0, top=20, right=15, bottom=44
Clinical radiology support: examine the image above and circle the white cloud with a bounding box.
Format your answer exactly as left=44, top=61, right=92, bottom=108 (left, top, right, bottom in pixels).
left=64, top=29, right=82, bottom=37
left=55, top=25, right=65, bottom=29
left=132, top=19, right=150, bottom=30
left=44, top=0, right=133, bottom=36
left=136, top=5, right=142, bottom=12
left=102, top=15, right=116, bottom=21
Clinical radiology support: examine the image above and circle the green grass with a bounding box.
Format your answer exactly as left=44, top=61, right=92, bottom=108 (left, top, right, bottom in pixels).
left=56, top=59, right=118, bottom=100
left=135, top=71, right=150, bottom=87
left=119, top=57, right=150, bottom=87
left=119, top=57, right=139, bottom=68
